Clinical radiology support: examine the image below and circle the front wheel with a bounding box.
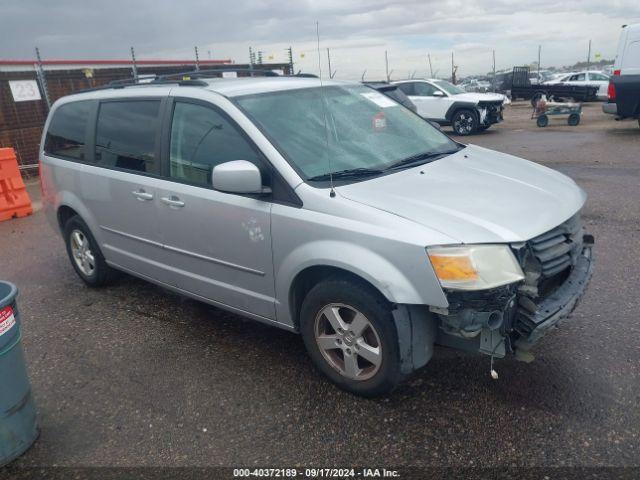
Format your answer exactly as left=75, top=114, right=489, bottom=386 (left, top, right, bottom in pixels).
left=300, top=279, right=402, bottom=397
left=451, top=109, right=478, bottom=136
left=568, top=113, right=580, bottom=126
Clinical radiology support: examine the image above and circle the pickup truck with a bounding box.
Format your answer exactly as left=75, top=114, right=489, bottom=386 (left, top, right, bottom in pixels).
left=504, top=67, right=599, bottom=106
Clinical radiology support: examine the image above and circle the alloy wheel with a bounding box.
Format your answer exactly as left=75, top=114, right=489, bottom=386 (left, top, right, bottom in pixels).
left=314, top=303, right=382, bottom=381
left=454, top=112, right=475, bottom=135
left=70, top=229, right=96, bottom=276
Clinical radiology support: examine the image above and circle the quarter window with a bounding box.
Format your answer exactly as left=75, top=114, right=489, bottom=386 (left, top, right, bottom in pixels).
left=44, top=101, right=91, bottom=160
left=95, top=100, right=160, bottom=173
left=169, top=101, right=264, bottom=187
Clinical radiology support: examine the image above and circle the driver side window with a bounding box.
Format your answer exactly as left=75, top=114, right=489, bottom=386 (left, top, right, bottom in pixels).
left=414, top=82, right=439, bottom=96
left=169, top=101, right=267, bottom=187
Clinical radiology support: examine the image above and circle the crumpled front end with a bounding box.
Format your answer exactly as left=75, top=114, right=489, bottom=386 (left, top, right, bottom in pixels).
left=433, top=212, right=594, bottom=359
left=477, top=100, right=504, bottom=126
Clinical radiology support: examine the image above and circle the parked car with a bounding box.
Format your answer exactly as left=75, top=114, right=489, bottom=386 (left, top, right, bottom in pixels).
left=603, top=23, right=640, bottom=128
left=392, top=79, right=506, bottom=135
left=545, top=71, right=610, bottom=100
left=364, top=82, right=442, bottom=130
left=40, top=76, right=594, bottom=396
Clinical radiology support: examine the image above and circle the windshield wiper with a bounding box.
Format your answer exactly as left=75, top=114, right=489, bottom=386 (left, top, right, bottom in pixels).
left=307, top=167, right=384, bottom=181
left=385, top=148, right=462, bottom=171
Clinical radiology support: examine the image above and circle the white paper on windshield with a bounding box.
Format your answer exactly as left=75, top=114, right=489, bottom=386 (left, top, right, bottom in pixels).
left=360, top=91, right=396, bottom=108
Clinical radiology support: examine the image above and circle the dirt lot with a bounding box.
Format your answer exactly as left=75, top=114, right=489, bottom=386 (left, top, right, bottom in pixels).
left=1, top=101, right=639, bottom=471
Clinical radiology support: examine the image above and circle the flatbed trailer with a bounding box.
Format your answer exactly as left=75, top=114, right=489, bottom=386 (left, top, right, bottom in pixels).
left=508, top=67, right=599, bottom=105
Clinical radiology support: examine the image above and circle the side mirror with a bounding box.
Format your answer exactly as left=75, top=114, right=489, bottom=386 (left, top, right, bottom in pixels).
left=212, top=160, right=265, bottom=194
left=427, top=120, right=442, bottom=130
left=432, top=90, right=445, bottom=97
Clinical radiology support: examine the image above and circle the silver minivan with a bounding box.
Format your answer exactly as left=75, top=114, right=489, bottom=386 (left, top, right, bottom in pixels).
left=40, top=74, right=594, bottom=396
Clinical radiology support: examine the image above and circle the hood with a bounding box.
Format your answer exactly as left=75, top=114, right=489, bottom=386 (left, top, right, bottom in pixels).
left=452, top=92, right=506, bottom=103
left=337, top=145, right=586, bottom=244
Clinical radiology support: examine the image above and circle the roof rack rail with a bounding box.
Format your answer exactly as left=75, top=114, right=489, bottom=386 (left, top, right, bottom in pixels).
left=74, top=67, right=283, bottom=94
left=155, top=67, right=280, bottom=81
left=76, top=77, right=208, bottom=94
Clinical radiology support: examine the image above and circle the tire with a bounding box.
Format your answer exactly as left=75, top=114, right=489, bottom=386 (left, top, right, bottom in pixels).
left=568, top=113, right=580, bottom=126
left=63, top=215, right=117, bottom=287
left=536, top=115, right=549, bottom=127
left=299, top=278, right=402, bottom=397
left=451, top=109, right=478, bottom=136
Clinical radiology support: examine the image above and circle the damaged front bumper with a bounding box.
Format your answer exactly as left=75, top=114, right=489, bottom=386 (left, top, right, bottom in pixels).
left=478, top=101, right=504, bottom=126
left=433, top=239, right=594, bottom=358
left=514, top=244, right=593, bottom=350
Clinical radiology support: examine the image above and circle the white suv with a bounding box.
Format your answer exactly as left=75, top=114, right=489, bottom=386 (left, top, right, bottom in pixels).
left=393, top=79, right=506, bottom=135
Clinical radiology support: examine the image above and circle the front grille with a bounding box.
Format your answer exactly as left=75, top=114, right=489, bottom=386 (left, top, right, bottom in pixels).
left=529, top=213, right=583, bottom=278
left=511, top=213, right=585, bottom=336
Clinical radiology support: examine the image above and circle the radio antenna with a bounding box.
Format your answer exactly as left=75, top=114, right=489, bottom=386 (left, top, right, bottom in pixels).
left=316, top=21, right=335, bottom=197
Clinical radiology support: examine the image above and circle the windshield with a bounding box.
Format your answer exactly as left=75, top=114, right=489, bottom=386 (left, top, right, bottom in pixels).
left=433, top=80, right=465, bottom=95
left=235, top=85, right=457, bottom=180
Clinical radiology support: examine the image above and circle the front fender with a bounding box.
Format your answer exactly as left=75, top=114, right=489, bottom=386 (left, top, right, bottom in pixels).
left=275, top=240, right=448, bottom=327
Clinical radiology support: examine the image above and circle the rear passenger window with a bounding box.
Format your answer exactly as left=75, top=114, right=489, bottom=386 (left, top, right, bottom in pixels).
left=169, top=101, right=265, bottom=187
left=95, top=101, right=160, bottom=173
left=44, top=101, right=91, bottom=161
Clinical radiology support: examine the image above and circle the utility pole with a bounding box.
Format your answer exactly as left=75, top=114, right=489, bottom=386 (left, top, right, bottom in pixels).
left=249, top=47, right=255, bottom=76
left=130, top=46, right=138, bottom=82
left=492, top=49, right=496, bottom=92
left=257, top=51, right=263, bottom=65
left=194, top=46, right=200, bottom=71
left=385, top=50, right=390, bottom=82
left=287, top=47, right=294, bottom=75
left=427, top=53, right=434, bottom=78
left=326, top=48, right=334, bottom=79
left=537, top=45, right=541, bottom=81
left=587, top=39, right=592, bottom=70
left=451, top=51, right=457, bottom=84
left=34, top=47, right=51, bottom=109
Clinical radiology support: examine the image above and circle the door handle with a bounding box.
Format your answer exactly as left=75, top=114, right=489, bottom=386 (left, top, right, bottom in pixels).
left=160, top=196, right=185, bottom=208
left=132, top=190, right=154, bottom=201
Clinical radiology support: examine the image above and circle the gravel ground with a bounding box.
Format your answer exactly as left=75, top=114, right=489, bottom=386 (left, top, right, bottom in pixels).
left=0, top=102, right=639, bottom=471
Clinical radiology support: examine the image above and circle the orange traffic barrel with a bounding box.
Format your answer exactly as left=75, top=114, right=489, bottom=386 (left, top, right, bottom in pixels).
left=0, top=148, right=33, bottom=222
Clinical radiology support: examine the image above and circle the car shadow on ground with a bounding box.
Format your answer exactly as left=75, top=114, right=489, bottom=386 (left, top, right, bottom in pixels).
left=102, top=272, right=612, bottom=423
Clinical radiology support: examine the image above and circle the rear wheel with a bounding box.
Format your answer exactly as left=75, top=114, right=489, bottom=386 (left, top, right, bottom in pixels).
left=64, top=215, right=117, bottom=287
left=299, top=278, right=402, bottom=397
left=451, top=109, right=478, bottom=136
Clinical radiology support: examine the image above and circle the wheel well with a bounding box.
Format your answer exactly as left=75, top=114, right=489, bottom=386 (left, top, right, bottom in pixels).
left=289, top=265, right=389, bottom=330
left=57, top=205, right=78, bottom=231
left=453, top=106, right=478, bottom=120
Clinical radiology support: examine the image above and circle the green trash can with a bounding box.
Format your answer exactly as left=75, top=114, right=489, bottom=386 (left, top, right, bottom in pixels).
left=0, top=281, right=38, bottom=467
